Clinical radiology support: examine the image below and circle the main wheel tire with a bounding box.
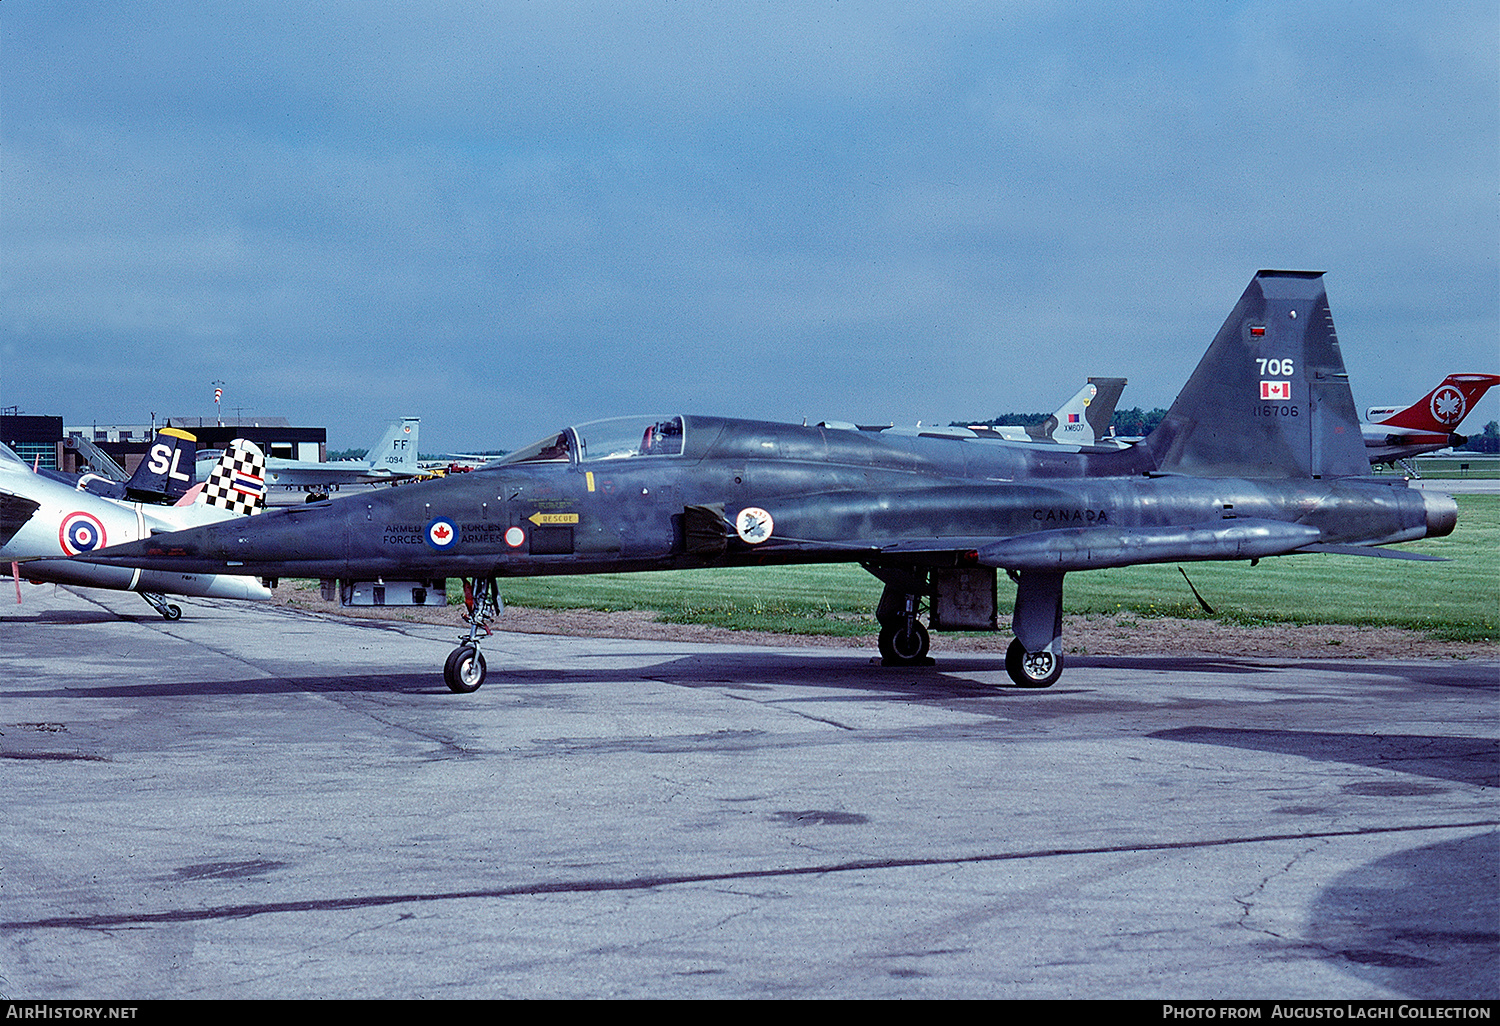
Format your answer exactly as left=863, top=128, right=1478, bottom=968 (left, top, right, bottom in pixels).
left=878, top=621, right=931, bottom=665
left=1006, top=638, right=1062, bottom=688
left=444, top=645, right=487, bottom=693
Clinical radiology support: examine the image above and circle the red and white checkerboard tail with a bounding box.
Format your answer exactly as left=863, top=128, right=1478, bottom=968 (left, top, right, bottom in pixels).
left=198, top=439, right=268, bottom=516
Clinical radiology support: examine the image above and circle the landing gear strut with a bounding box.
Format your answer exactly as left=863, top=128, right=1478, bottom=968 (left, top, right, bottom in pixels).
left=862, top=563, right=1071, bottom=687
left=445, top=577, right=502, bottom=693
left=1005, top=570, right=1064, bottom=688
left=140, top=592, right=182, bottom=621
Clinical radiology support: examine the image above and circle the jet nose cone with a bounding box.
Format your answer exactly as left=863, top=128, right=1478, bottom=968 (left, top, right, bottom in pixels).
left=1422, top=489, right=1459, bottom=538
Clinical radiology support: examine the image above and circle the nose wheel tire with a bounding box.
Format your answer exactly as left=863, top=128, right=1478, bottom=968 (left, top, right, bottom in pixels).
left=1006, top=638, right=1062, bottom=688
left=444, top=645, right=487, bottom=693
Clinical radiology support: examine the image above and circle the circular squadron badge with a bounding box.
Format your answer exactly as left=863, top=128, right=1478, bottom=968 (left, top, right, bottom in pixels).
left=734, top=506, right=774, bottom=545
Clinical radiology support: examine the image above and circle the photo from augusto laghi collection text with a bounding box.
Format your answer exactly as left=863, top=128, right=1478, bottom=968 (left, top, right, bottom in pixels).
left=1161, top=1006, right=1493, bottom=1020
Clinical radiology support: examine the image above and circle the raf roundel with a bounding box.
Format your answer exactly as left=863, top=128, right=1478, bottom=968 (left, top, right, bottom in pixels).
left=59, top=511, right=107, bottom=556
left=425, top=517, right=459, bottom=551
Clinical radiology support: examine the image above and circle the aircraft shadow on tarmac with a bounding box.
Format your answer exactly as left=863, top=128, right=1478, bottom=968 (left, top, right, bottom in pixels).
left=9, top=640, right=1494, bottom=711
left=1306, top=830, right=1498, bottom=1000
left=4, top=673, right=453, bottom=699
left=0, top=609, right=126, bottom=624
left=2, top=651, right=1014, bottom=701
left=1151, top=726, right=1499, bottom=788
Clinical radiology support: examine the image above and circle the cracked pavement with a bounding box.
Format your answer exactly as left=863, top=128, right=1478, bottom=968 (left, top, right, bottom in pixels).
left=0, top=583, right=1494, bottom=998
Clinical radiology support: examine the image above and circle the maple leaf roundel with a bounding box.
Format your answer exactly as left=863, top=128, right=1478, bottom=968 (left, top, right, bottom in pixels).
left=426, top=517, right=459, bottom=550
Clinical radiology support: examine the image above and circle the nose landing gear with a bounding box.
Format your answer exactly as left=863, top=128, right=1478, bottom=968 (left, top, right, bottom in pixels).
left=444, top=577, right=502, bottom=693
left=140, top=591, right=183, bottom=621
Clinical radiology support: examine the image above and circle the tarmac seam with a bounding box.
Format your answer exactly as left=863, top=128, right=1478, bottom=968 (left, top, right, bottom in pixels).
left=4, top=818, right=1494, bottom=933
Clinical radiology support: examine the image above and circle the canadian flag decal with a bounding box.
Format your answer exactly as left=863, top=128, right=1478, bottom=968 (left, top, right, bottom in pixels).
left=1261, top=381, right=1291, bottom=401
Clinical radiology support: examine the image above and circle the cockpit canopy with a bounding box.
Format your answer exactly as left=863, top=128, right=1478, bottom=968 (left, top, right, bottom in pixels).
left=495, top=415, right=685, bottom=466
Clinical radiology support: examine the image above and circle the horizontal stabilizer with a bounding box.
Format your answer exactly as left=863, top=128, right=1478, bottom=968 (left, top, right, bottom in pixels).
left=976, top=519, right=1323, bottom=571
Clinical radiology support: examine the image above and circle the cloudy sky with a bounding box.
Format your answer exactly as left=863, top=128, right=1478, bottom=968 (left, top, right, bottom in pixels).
left=3, top=2, right=1496, bottom=454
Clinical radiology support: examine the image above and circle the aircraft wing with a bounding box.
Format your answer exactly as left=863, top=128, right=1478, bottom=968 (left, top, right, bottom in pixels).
left=786, top=520, right=1320, bottom=570
left=0, top=490, right=43, bottom=548
left=973, top=519, right=1323, bottom=570
left=761, top=518, right=1438, bottom=571
left=263, top=464, right=377, bottom=489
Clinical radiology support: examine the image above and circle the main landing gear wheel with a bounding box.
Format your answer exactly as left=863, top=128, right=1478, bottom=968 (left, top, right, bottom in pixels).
left=444, top=645, right=487, bottom=693
left=878, top=621, right=931, bottom=666
left=1006, top=638, right=1062, bottom=688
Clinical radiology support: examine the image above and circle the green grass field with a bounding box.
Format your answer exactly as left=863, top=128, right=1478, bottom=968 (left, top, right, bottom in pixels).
left=479, top=494, right=1497, bottom=643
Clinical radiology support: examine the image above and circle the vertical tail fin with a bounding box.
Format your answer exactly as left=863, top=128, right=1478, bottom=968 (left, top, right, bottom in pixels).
left=1142, top=271, right=1369, bottom=480
left=123, top=428, right=198, bottom=502
left=1025, top=377, right=1127, bottom=446
left=1079, top=376, right=1126, bottom=445
left=198, top=439, right=267, bottom=515
left=368, top=417, right=420, bottom=476
left=1367, top=373, right=1500, bottom=432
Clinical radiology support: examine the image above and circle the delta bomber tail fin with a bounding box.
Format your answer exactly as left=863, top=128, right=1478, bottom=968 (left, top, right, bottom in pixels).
left=1033, top=376, right=1126, bottom=446
left=1142, top=271, right=1368, bottom=480
left=198, top=439, right=267, bottom=515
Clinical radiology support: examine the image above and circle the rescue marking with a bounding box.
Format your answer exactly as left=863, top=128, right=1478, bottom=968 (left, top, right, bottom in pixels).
left=528, top=512, right=579, bottom=526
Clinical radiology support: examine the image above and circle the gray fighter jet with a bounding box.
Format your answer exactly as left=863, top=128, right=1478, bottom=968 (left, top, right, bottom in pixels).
left=78, top=272, right=1459, bottom=690
left=197, top=416, right=421, bottom=497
